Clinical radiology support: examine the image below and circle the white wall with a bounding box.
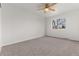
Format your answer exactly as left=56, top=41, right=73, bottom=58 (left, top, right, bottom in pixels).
left=2, top=3, right=79, bottom=47
left=0, top=7, right=2, bottom=52
left=46, top=9, right=79, bottom=41
left=2, top=5, right=45, bottom=46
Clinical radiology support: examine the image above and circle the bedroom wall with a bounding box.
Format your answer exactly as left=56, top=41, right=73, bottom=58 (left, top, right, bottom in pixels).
left=2, top=4, right=45, bottom=46
left=0, top=7, right=2, bottom=52
left=46, top=9, right=79, bottom=41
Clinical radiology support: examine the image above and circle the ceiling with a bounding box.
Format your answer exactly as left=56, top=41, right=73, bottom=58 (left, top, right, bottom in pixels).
left=50, top=3, right=79, bottom=16
left=2, top=3, right=79, bottom=16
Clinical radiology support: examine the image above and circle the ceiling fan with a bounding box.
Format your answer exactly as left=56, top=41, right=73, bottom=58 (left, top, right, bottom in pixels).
left=40, top=3, right=57, bottom=13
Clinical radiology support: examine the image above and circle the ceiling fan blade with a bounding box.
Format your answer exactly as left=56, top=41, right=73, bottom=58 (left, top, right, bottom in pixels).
left=47, top=3, right=56, bottom=8
left=38, top=3, right=57, bottom=13
left=39, top=3, right=56, bottom=10
left=49, top=8, right=55, bottom=11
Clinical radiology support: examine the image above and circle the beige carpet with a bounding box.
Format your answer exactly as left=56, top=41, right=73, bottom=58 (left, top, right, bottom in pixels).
left=1, top=36, right=79, bottom=56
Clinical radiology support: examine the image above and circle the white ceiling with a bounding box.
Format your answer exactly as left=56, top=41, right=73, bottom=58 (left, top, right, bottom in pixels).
left=57, top=3, right=79, bottom=13
left=50, top=3, right=79, bottom=16
left=2, top=3, right=79, bottom=16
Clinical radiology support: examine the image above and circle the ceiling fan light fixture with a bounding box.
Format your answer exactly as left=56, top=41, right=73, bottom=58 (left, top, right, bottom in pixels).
left=44, top=8, right=49, bottom=12
left=40, top=3, right=57, bottom=13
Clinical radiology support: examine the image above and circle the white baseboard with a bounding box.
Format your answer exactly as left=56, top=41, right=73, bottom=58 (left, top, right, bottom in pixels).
left=46, top=35, right=79, bottom=41
left=2, top=34, right=45, bottom=47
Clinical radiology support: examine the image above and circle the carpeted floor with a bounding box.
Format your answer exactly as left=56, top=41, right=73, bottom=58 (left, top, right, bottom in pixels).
left=1, top=36, right=79, bottom=56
